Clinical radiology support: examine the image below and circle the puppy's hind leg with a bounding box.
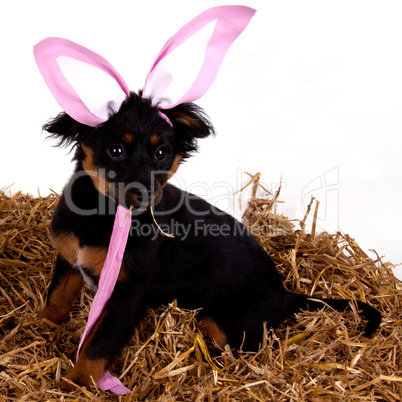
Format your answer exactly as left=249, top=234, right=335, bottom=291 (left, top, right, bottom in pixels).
left=199, top=302, right=267, bottom=352
left=39, top=254, right=84, bottom=324
left=199, top=317, right=228, bottom=350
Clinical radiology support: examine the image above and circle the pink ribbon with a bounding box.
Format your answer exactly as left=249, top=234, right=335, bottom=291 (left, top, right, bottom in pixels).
left=77, top=205, right=132, bottom=395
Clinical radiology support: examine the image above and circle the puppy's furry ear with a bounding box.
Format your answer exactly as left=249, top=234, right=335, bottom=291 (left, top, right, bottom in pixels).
left=164, top=103, right=215, bottom=159
left=43, top=112, right=92, bottom=147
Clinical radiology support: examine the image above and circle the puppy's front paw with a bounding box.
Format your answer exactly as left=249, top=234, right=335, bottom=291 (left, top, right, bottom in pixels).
left=58, top=377, right=79, bottom=392
left=38, top=305, right=68, bottom=324
left=59, top=354, right=107, bottom=390
left=57, top=368, right=95, bottom=392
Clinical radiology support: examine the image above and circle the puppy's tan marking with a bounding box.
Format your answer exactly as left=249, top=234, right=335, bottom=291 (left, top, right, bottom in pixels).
left=122, top=133, right=134, bottom=144
left=199, top=318, right=228, bottom=349
left=81, top=144, right=110, bottom=197
left=40, top=270, right=84, bottom=324
left=173, top=111, right=200, bottom=128
left=51, top=232, right=80, bottom=266
left=77, top=246, right=127, bottom=282
left=77, top=246, right=107, bottom=277
left=150, top=133, right=161, bottom=146
left=51, top=231, right=127, bottom=284
left=167, top=155, right=182, bottom=181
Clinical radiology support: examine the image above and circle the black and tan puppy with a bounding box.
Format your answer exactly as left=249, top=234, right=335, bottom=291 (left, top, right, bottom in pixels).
left=39, top=92, right=381, bottom=387
left=34, top=7, right=380, bottom=390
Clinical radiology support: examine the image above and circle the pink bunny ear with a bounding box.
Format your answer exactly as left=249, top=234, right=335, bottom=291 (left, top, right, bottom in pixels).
left=34, top=37, right=130, bottom=127
left=142, top=6, right=256, bottom=109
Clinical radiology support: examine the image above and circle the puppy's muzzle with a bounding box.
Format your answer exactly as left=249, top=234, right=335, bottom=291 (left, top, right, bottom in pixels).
left=124, top=186, right=163, bottom=209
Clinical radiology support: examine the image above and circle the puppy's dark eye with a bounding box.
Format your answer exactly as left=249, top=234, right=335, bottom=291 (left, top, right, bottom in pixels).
left=155, top=146, right=167, bottom=161
left=108, top=144, right=125, bottom=160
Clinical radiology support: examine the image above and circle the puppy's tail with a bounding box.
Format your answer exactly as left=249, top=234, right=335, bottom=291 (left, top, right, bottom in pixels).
left=292, top=293, right=381, bottom=336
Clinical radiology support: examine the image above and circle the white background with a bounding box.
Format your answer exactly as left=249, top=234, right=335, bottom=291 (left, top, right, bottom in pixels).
left=1, top=1, right=401, bottom=279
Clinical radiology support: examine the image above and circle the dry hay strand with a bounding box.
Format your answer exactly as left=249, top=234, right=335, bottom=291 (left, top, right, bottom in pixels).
left=0, top=177, right=401, bottom=401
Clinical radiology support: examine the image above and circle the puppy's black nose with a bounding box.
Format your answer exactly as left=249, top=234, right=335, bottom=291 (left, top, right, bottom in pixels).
left=133, top=189, right=153, bottom=202
left=125, top=188, right=154, bottom=208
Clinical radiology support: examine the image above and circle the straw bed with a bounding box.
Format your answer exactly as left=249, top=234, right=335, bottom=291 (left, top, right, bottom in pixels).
left=0, top=177, right=401, bottom=401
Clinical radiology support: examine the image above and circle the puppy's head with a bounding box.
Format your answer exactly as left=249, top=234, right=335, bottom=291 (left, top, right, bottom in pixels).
left=44, top=92, right=214, bottom=209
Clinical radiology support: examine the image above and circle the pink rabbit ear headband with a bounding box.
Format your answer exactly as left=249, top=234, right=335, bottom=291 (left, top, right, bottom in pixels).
left=34, top=5, right=256, bottom=128
left=34, top=5, right=255, bottom=395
